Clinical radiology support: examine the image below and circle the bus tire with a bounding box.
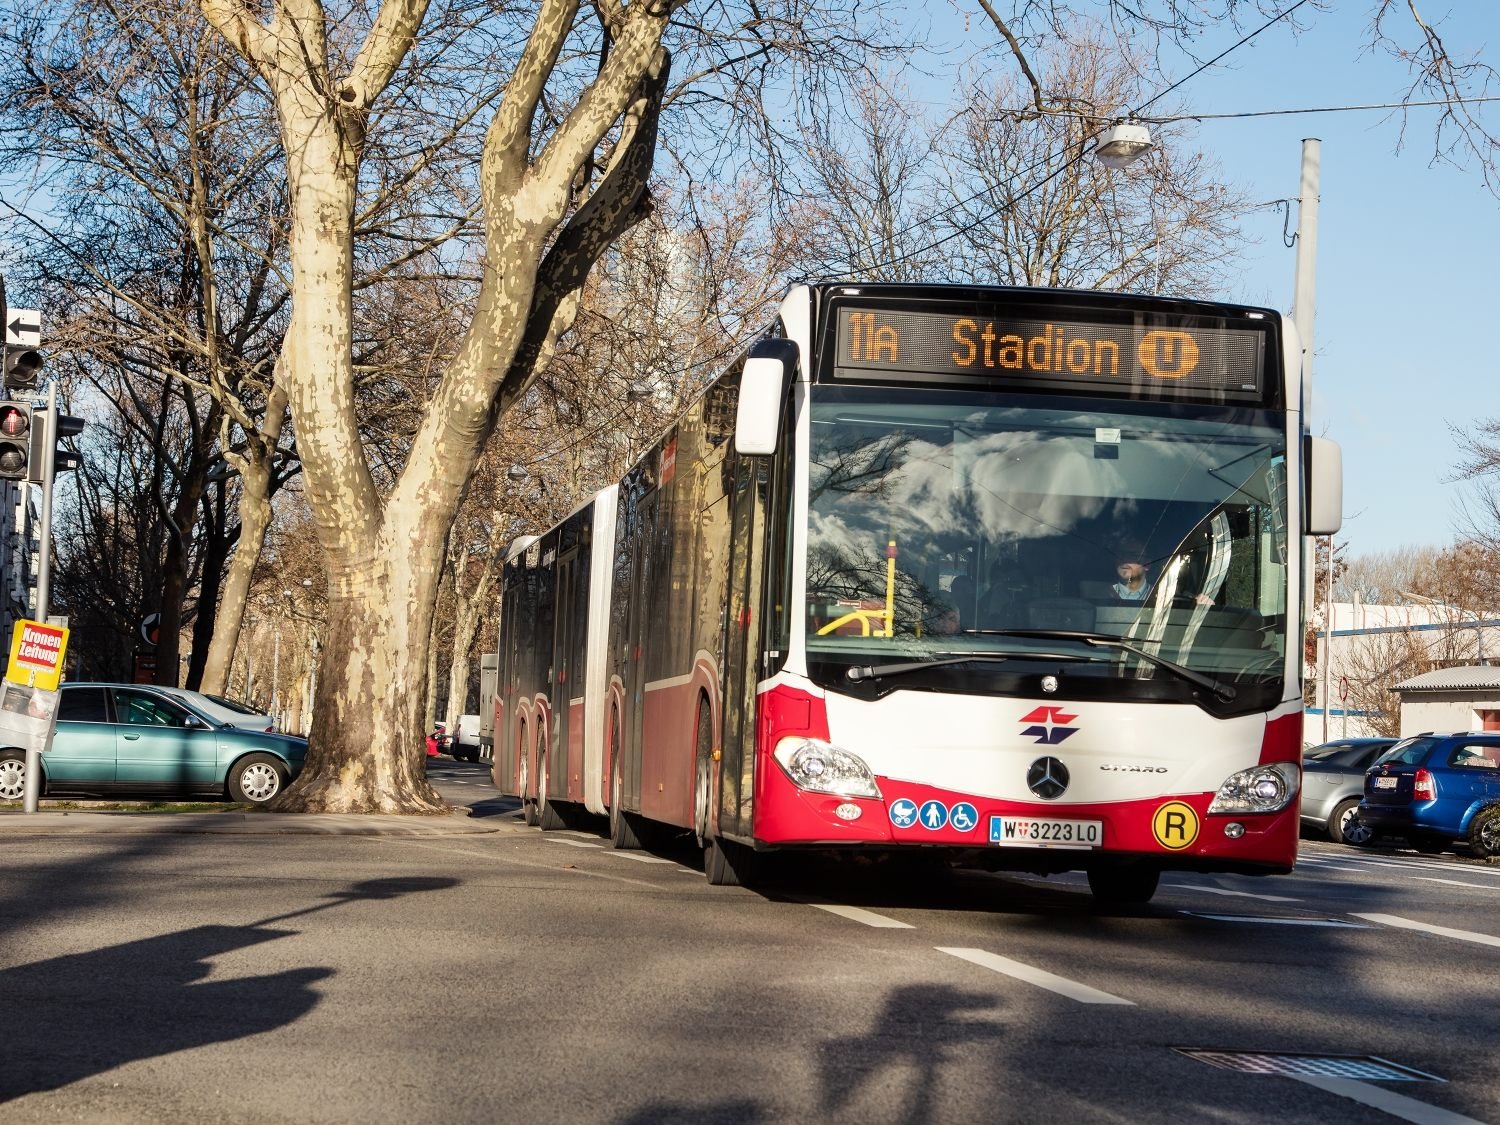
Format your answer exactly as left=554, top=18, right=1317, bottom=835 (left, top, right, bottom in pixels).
left=1087, top=863, right=1160, bottom=906
left=538, top=756, right=567, bottom=831
left=705, top=835, right=755, bottom=887
left=608, top=728, right=642, bottom=850
left=520, top=726, right=540, bottom=827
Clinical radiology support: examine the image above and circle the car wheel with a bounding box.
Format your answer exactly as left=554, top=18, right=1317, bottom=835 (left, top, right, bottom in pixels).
left=0, top=751, right=28, bottom=801
left=1466, top=805, right=1500, bottom=858
left=1329, top=799, right=1373, bottom=846
left=229, top=753, right=287, bottom=804
left=1087, top=863, right=1160, bottom=906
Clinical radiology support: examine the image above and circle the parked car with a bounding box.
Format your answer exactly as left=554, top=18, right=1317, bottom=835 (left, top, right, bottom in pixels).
left=158, top=686, right=277, bottom=732
left=1300, top=737, right=1397, bottom=844
left=1358, top=732, right=1500, bottom=856
left=0, top=682, right=307, bottom=805
left=450, top=714, right=481, bottom=762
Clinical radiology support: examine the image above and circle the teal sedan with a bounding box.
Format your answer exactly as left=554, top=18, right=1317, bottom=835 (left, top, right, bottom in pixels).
left=0, top=682, right=307, bottom=804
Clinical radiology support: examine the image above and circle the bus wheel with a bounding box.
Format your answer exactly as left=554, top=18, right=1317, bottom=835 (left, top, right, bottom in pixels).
left=705, top=835, right=756, bottom=887
left=538, top=756, right=568, bottom=831
left=519, top=738, right=540, bottom=827
left=608, top=740, right=642, bottom=850
left=1087, top=863, right=1160, bottom=906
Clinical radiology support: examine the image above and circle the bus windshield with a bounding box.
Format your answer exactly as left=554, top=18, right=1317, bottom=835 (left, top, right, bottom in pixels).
left=803, top=386, right=1290, bottom=709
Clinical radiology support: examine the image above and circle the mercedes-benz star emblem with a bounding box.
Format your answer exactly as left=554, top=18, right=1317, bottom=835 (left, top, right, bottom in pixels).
left=1027, top=756, right=1069, bottom=800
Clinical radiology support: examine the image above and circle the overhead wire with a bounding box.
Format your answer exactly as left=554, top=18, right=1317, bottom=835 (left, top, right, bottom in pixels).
left=820, top=0, right=1319, bottom=279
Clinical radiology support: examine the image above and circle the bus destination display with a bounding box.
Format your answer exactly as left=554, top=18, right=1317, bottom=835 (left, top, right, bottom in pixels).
left=834, top=306, right=1266, bottom=400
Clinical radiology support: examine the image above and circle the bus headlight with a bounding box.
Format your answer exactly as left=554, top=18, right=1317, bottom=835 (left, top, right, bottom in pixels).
left=773, top=738, right=881, bottom=799
left=1207, top=762, right=1299, bottom=815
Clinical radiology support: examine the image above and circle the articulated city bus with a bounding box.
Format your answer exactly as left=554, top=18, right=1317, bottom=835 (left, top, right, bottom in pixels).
left=492, top=283, right=1342, bottom=903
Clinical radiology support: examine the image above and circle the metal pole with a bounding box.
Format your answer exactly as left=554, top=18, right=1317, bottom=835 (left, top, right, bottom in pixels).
left=1292, top=138, right=1320, bottom=418
left=22, top=384, right=58, bottom=813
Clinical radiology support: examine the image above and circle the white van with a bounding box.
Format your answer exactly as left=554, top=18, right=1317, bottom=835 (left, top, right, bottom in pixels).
left=450, top=713, right=482, bottom=761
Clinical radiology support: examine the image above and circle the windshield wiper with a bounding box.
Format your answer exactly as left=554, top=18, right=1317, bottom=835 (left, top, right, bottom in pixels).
left=969, top=628, right=1237, bottom=702
left=844, top=651, right=1103, bottom=683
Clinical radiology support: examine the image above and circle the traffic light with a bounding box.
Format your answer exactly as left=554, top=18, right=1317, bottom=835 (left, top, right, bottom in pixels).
left=3, top=345, right=41, bottom=393
left=26, top=409, right=85, bottom=482
left=0, top=402, right=33, bottom=480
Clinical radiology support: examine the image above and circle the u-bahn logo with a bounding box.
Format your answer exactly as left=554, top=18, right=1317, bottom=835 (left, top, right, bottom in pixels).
left=1019, top=706, right=1077, bottom=745
left=1137, top=330, right=1200, bottom=379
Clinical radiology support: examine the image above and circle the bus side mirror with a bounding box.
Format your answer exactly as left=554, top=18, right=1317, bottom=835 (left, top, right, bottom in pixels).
left=734, top=340, right=798, bottom=455
left=1304, top=435, right=1342, bottom=535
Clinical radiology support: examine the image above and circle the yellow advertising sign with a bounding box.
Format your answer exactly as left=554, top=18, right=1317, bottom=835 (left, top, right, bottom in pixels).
left=7, top=619, right=70, bottom=691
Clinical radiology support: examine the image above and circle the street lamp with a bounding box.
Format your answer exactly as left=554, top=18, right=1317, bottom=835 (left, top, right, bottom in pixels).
left=1093, top=123, right=1154, bottom=168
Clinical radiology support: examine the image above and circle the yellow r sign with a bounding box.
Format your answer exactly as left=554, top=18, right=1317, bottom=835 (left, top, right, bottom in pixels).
left=1152, top=801, right=1200, bottom=850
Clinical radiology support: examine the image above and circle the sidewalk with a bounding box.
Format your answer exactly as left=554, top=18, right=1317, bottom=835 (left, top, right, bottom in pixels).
left=0, top=807, right=507, bottom=836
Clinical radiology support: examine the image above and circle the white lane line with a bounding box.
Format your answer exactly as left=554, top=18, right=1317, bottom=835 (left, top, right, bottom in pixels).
left=1354, top=913, right=1500, bottom=949
left=936, top=947, right=1134, bottom=1005
left=1163, top=884, right=1301, bottom=903
left=1292, top=1076, right=1489, bottom=1125
left=543, top=838, right=604, bottom=850
left=1415, top=877, right=1499, bottom=891
left=1182, top=913, right=1366, bottom=927
left=611, top=852, right=676, bottom=864
left=558, top=831, right=603, bottom=840
left=810, top=904, right=914, bottom=929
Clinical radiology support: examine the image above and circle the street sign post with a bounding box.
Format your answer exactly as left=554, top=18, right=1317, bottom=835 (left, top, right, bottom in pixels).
left=5, top=309, right=41, bottom=348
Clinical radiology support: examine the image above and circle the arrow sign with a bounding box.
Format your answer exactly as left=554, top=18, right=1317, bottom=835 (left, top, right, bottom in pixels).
left=5, top=310, right=40, bottom=347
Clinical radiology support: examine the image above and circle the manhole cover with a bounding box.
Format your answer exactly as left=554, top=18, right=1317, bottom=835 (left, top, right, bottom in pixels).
left=1176, top=1049, right=1441, bottom=1083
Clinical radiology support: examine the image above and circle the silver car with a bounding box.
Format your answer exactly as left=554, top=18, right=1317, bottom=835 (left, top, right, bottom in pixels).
left=1301, top=737, right=1397, bottom=845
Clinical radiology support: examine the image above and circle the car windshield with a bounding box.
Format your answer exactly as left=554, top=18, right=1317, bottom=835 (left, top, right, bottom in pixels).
left=804, top=387, right=1290, bottom=711
left=1306, top=743, right=1387, bottom=767
left=1374, top=736, right=1441, bottom=767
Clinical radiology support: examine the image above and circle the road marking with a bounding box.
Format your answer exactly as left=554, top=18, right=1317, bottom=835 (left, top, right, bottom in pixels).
left=1414, top=877, right=1498, bottom=891
left=610, top=852, right=676, bottom=864
left=810, top=904, right=914, bottom=929
left=1292, top=1076, right=1489, bottom=1125
left=1181, top=913, right=1366, bottom=927
left=1163, top=884, right=1300, bottom=903
left=936, top=947, right=1134, bottom=1005
left=1354, top=913, right=1500, bottom=948
left=543, top=838, right=604, bottom=850
left=558, top=831, right=603, bottom=840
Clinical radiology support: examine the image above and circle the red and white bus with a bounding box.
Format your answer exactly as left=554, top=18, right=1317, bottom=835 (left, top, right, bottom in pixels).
left=492, top=283, right=1342, bottom=903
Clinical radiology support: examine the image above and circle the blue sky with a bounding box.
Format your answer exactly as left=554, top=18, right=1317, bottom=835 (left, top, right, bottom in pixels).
left=1174, top=3, right=1500, bottom=558
left=915, top=3, right=1499, bottom=558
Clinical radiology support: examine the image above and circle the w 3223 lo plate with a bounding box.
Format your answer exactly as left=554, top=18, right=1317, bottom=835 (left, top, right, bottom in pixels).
left=989, top=816, right=1103, bottom=849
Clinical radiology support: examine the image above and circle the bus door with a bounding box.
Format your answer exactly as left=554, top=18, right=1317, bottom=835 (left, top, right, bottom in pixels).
left=550, top=549, right=579, bottom=803
left=719, top=454, right=768, bottom=840
left=621, top=490, right=658, bottom=814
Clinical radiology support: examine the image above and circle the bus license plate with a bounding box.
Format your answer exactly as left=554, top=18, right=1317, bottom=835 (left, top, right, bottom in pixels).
left=989, top=816, right=1102, bottom=849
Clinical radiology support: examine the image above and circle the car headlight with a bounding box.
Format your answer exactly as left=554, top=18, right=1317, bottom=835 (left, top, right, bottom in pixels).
left=773, top=737, right=881, bottom=798
left=1207, top=761, right=1299, bottom=815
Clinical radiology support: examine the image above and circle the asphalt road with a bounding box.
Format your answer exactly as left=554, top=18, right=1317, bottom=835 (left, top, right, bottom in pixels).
left=2, top=757, right=1496, bottom=1124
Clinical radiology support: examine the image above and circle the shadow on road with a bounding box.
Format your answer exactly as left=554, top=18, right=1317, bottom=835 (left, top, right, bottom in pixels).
left=2, top=876, right=458, bottom=1105
left=818, top=983, right=1007, bottom=1124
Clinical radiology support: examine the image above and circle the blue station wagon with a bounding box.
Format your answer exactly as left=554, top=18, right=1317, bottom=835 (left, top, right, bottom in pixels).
left=1358, top=732, right=1500, bottom=857
left=0, top=682, right=307, bottom=805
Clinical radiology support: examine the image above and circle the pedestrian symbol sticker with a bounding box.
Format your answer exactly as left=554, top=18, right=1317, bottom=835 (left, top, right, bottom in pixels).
left=919, top=800, right=948, bottom=830
left=889, top=798, right=919, bottom=828
left=949, top=802, right=978, bottom=833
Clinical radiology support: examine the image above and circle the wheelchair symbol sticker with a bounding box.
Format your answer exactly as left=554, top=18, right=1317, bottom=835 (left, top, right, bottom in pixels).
left=949, top=802, right=978, bottom=833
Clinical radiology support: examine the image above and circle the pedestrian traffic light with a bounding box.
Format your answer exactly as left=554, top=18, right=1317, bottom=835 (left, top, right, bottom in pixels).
left=3, top=345, right=42, bottom=393
left=0, top=402, right=33, bottom=480
left=26, top=409, right=85, bottom=482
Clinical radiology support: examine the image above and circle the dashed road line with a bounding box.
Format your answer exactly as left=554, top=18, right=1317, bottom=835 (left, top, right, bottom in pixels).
left=543, top=838, right=605, bottom=850
left=936, top=947, right=1134, bottom=1005
left=809, top=904, right=914, bottom=929
left=611, top=852, right=676, bottom=864
left=1291, top=1076, right=1489, bottom=1125
left=1414, top=877, right=1499, bottom=891
left=1163, top=884, right=1300, bottom=902
left=1353, top=912, right=1500, bottom=949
